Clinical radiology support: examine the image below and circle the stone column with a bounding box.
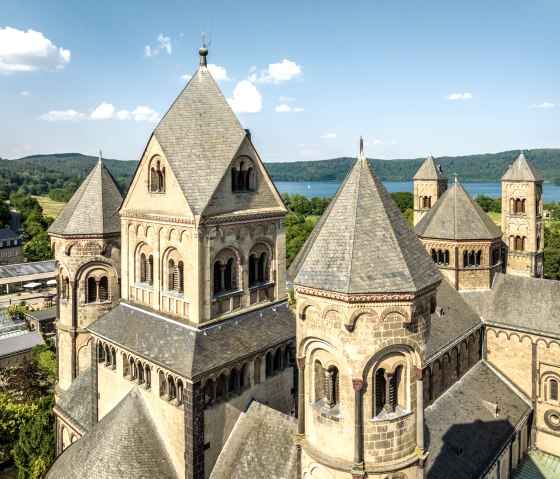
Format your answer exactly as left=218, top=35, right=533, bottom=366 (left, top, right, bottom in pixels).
left=384, top=371, right=394, bottom=412
left=184, top=381, right=205, bottom=479
left=297, top=357, right=305, bottom=435
left=325, top=369, right=334, bottom=407
left=352, top=378, right=365, bottom=478
left=415, top=367, right=424, bottom=452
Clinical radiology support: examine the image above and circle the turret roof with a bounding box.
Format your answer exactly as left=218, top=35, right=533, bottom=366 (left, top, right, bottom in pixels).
left=501, top=152, right=543, bottom=182
left=290, top=143, right=442, bottom=294
left=413, top=154, right=448, bottom=181
left=48, top=159, right=123, bottom=236
left=414, top=179, right=502, bottom=240
left=152, top=53, right=247, bottom=216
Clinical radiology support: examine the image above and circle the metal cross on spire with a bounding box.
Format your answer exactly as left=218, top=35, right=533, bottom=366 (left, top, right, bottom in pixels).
left=199, top=30, right=208, bottom=67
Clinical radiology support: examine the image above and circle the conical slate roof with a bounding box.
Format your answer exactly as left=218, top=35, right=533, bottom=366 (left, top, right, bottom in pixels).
left=290, top=148, right=442, bottom=294
left=414, top=179, right=503, bottom=240
left=413, top=154, right=448, bottom=180
left=153, top=56, right=247, bottom=216
left=48, top=159, right=123, bottom=236
left=501, top=152, right=543, bottom=182
left=46, top=387, right=179, bottom=479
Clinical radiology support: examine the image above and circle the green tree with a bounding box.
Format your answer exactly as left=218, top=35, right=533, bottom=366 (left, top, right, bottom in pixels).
left=31, top=341, right=56, bottom=382
left=475, top=194, right=501, bottom=213
left=24, top=231, right=54, bottom=262
left=1, top=358, right=52, bottom=402
left=403, top=208, right=414, bottom=226
left=285, top=213, right=314, bottom=266
left=0, top=199, right=12, bottom=228
left=0, top=394, right=38, bottom=465
left=390, top=192, right=413, bottom=213
left=13, top=395, right=55, bottom=479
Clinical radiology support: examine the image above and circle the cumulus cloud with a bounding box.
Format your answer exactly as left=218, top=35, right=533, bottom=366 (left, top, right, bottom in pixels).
left=207, top=64, right=231, bottom=81
left=115, top=106, right=159, bottom=122
left=39, top=109, right=86, bottom=122
left=529, top=102, right=555, bottom=108
left=227, top=80, right=262, bottom=113
left=20, top=90, right=32, bottom=97
left=181, top=74, right=192, bottom=82
left=90, top=102, right=116, bottom=120
left=445, top=92, right=473, bottom=100
left=275, top=104, right=304, bottom=113
left=144, top=33, right=172, bottom=57
left=293, top=107, right=304, bottom=112
left=321, top=133, right=338, bottom=139
left=0, top=27, right=71, bottom=74
left=249, top=59, right=302, bottom=84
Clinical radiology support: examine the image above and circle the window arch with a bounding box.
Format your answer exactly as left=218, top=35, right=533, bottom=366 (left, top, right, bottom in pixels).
left=514, top=236, right=525, bottom=251
left=137, top=246, right=154, bottom=285
left=177, top=379, right=184, bottom=405
left=87, top=277, right=97, bottom=303
left=314, top=360, right=326, bottom=402
left=213, top=249, right=240, bottom=295
left=99, top=277, right=109, bottom=301
left=168, top=376, right=177, bottom=401
left=149, top=158, right=165, bottom=193
left=373, top=355, right=409, bottom=418
left=231, top=157, right=256, bottom=192
left=145, top=365, right=151, bottom=388
left=159, top=371, right=167, bottom=397
left=543, top=374, right=560, bottom=404
left=137, top=361, right=145, bottom=384
left=463, top=250, right=482, bottom=267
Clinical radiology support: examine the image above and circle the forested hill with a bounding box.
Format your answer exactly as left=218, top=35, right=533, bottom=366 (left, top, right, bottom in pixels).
left=265, top=148, right=560, bottom=183
left=1, top=148, right=559, bottom=200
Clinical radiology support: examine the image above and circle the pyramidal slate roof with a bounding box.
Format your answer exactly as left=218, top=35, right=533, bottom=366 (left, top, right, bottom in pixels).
left=290, top=145, right=442, bottom=294
left=46, top=387, right=179, bottom=479
left=414, top=179, right=502, bottom=241
left=48, top=159, right=123, bottom=236
left=501, top=152, right=543, bottom=182
left=413, top=154, right=448, bottom=180
left=153, top=54, right=247, bottom=216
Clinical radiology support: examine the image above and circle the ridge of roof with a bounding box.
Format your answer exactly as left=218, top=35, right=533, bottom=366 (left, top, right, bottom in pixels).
left=48, top=160, right=124, bottom=236
left=153, top=65, right=247, bottom=216
left=501, top=152, right=544, bottom=182
left=414, top=180, right=503, bottom=240
left=413, top=154, right=448, bottom=181
left=291, top=155, right=442, bottom=294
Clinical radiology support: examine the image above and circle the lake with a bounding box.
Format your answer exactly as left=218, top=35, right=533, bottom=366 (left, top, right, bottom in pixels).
left=275, top=181, right=560, bottom=202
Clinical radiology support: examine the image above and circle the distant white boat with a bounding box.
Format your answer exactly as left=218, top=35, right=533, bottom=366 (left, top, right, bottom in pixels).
left=307, top=183, right=311, bottom=189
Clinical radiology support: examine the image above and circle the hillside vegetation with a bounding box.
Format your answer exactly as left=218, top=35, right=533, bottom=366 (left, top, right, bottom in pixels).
left=1, top=149, right=559, bottom=203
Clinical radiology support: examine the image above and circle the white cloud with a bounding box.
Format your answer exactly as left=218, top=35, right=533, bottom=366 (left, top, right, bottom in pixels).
left=116, top=110, right=131, bottom=120
left=249, top=59, right=302, bottom=84
left=278, top=96, right=296, bottom=102
left=293, top=107, right=304, bottom=112
left=39, top=109, right=86, bottom=122
left=366, top=139, right=397, bottom=146
left=445, top=92, right=473, bottom=100
left=207, top=64, right=230, bottom=81
left=0, top=27, right=71, bottom=75
left=227, top=80, right=262, bottom=113
left=275, top=104, right=304, bottom=113
left=90, top=102, right=116, bottom=120
left=144, top=34, right=172, bottom=58
left=321, top=133, right=338, bottom=139
left=529, top=102, right=555, bottom=108
left=20, top=90, right=32, bottom=97
left=181, top=74, right=192, bottom=82
left=128, top=106, right=159, bottom=122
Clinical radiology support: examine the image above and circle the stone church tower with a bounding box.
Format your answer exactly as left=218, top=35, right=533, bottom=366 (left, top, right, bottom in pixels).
left=501, top=152, right=544, bottom=278
left=48, top=156, right=123, bottom=394
left=290, top=140, right=442, bottom=478
left=413, top=154, right=448, bottom=226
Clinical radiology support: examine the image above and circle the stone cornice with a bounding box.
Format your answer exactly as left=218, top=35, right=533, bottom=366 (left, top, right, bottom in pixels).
left=294, top=283, right=439, bottom=304
left=200, top=210, right=286, bottom=226
left=49, top=232, right=120, bottom=241
left=120, top=212, right=195, bottom=225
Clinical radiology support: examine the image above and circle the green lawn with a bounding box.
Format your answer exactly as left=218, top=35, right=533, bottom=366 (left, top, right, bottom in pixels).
left=32, top=196, right=66, bottom=218
left=487, top=211, right=501, bottom=226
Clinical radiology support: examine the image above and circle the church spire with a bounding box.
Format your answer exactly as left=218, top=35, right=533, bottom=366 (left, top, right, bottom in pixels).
left=199, top=30, right=208, bottom=67
left=359, top=136, right=365, bottom=161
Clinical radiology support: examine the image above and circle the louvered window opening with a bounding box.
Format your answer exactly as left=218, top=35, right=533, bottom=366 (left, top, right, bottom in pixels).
left=87, top=277, right=97, bottom=303
left=551, top=379, right=559, bottom=401
left=431, top=249, right=449, bottom=266
left=213, top=259, right=237, bottom=295
left=463, top=250, right=482, bottom=268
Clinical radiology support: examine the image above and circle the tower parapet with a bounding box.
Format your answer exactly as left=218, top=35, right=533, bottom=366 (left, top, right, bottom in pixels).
left=413, top=154, right=448, bottom=226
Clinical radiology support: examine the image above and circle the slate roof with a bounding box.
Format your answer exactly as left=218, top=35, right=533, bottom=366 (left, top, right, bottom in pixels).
left=426, top=279, right=481, bottom=361
left=290, top=154, right=442, bottom=294
left=25, top=306, right=57, bottom=322
left=0, top=260, right=54, bottom=280
left=0, top=329, right=44, bottom=357
left=426, top=362, right=531, bottom=479
left=55, top=367, right=93, bottom=433
left=413, top=154, right=448, bottom=181
left=88, top=301, right=295, bottom=379
left=46, top=387, right=179, bottom=479
left=461, top=273, right=560, bottom=338
left=48, top=160, right=123, bottom=236
left=0, top=228, right=20, bottom=240
left=414, top=179, right=503, bottom=241
left=501, top=152, right=544, bottom=182
left=153, top=61, right=247, bottom=216
left=209, top=399, right=297, bottom=479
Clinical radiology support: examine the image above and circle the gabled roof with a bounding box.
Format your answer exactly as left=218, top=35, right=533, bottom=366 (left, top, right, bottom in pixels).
left=153, top=61, right=247, bottom=216
left=55, top=367, right=93, bottom=433
left=209, top=400, right=297, bottom=479
left=413, top=154, right=448, bottom=181
left=414, top=179, right=502, bottom=240
left=46, top=387, right=179, bottom=479
left=501, top=152, right=543, bottom=182
left=48, top=160, right=123, bottom=236
left=0, top=329, right=44, bottom=357
left=88, top=301, right=294, bottom=379
left=461, top=273, right=560, bottom=338
left=290, top=148, right=442, bottom=294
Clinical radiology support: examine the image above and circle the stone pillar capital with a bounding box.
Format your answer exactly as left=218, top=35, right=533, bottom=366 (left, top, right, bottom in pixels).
left=414, top=366, right=424, bottom=381
left=352, top=378, right=364, bottom=391
left=296, top=357, right=306, bottom=370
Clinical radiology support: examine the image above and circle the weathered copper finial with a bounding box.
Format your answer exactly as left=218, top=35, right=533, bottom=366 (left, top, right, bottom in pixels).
left=199, top=30, right=208, bottom=67
left=359, top=136, right=364, bottom=159
left=99, top=150, right=103, bottom=163
left=454, top=172, right=458, bottom=183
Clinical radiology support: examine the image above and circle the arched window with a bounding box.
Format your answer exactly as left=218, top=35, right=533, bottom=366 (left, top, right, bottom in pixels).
left=231, top=168, right=238, bottom=192
left=236, top=161, right=246, bottom=191
left=111, top=348, right=116, bottom=370
left=521, top=199, right=526, bottom=214
left=177, top=261, right=184, bottom=292
left=213, top=255, right=238, bottom=295
left=548, top=378, right=559, bottom=402
left=213, top=261, right=222, bottom=295
left=123, top=354, right=129, bottom=376
left=254, top=357, right=261, bottom=385
left=241, top=362, right=250, bottom=389
left=63, top=276, right=70, bottom=299
left=249, top=254, right=257, bottom=287
left=463, top=250, right=482, bottom=267
left=168, top=376, right=177, bottom=400
left=104, top=345, right=110, bottom=366
left=515, top=236, right=524, bottom=251
left=145, top=365, right=151, bottom=388
left=177, top=379, right=184, bottom=405
left=159, top=371, right=167, bottom=397
left=273, top=348, right=283, bottom=372
left=314, top=360, right=326, bottom=402
left=99, top=276, right=108, bottom=301
left=246, top=167, right=254, bottom=190
left=225, top=258, right=235, bottom=290
left=265, top=352, right=274, bottom=378
left=87, top=277, right=97, bottom=303
left=167, top=259, right=175, bottom=291
left=374, top=368, right=386, bottom=415
left=374, top=364, right=406, bottom=417
left=130, top=359, right=137, bottom=380
left=137, top=361, right=145, bottom=384
left=147, top=256, right=154, bottom=285
left=443, top=250, right=449, bottom=265
left=140, top=253, right=147, bottom=282
left=97, top=342, right=105, bottom=363
left=258, top=252, right=269, bottom=283
left=149, top=159, right=165, bottom=193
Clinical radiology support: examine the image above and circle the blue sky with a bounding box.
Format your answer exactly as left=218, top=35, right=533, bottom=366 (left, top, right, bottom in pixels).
left=1, top=0, right=559, bottom=163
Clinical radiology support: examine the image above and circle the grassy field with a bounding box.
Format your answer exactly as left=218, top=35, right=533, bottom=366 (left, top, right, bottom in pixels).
left=32, top=195, right=66, bottom=218
left=487, top=211, right=501, bottom=226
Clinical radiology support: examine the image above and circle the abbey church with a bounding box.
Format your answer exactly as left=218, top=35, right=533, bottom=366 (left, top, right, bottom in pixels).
left=45, top=43, right=560, bottom=479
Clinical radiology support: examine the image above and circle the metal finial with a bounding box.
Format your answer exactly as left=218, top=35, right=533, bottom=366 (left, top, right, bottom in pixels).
left=99, top=150, right=102, bottom=163
left=199, top=30, right=208, bottom=67
left=453, top=172, right=458, bottom=183
left=359, top=136, right=364, bottom=159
